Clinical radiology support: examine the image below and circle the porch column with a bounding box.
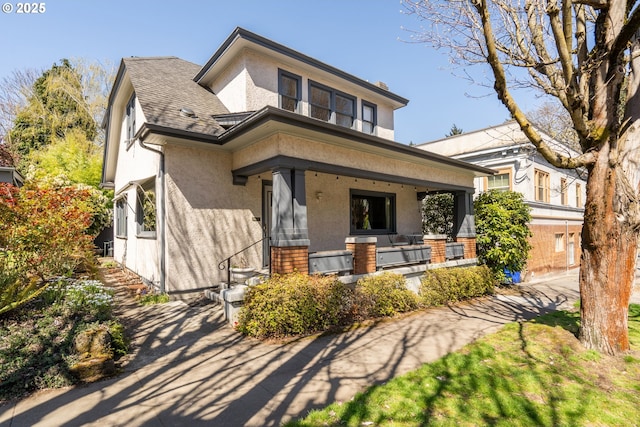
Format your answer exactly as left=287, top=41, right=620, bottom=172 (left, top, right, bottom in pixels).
left=271, top=168, right=310, bottom=274
left=345, top=237, right=377, bottom=274
left=453, top=191, right=477, bottom=259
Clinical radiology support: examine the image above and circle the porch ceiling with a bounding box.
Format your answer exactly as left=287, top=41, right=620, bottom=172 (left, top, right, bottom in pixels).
left=232, top=154, right=475, bottom=192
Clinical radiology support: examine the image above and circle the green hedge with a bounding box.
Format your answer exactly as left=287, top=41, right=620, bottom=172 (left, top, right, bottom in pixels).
left=420, top=265, right=496, bottom=307
left=352, top=273, right=420, bottom=319
left=236, top=272, right=351, bottom=339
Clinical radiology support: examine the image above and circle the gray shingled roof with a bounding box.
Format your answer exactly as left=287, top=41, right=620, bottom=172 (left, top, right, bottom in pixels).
left=123, top=57, right=229, bottom=136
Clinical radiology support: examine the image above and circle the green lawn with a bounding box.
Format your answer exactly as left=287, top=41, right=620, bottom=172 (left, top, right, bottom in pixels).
left=286, top=305, right=640, bottom=427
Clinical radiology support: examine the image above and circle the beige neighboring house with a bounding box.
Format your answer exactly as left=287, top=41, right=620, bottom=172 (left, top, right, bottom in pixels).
left=101, top=27, right=493, bottom=296
left=418, top=121, right=586, bottom=279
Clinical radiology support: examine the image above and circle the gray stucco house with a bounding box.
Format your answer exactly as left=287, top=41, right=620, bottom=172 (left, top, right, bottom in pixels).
left=101, top=27, right=492, bottom=296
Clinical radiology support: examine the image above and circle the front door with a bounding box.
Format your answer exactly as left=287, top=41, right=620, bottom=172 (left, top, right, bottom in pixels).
left=262, top=183, right=273, bottom=268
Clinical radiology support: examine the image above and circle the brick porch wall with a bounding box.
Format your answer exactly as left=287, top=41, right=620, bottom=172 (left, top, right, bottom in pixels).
left=271, top=246, right=309, bottom=275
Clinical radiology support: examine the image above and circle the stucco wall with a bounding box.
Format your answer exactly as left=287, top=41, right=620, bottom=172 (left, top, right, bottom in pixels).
left=205, top=47, right=398, bottom=140
left=234, top=133, right=475, bottom=189
left=305, top=172, right=423, bottom=252
left=164, top=144, right=264, bottom=293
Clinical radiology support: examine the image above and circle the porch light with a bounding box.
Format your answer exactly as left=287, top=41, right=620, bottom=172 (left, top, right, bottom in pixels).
left=316, top=191, right=323, bottom=200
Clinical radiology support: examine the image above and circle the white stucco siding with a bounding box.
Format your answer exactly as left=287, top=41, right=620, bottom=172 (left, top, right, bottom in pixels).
left=234, top=133, right=475, bottom=189
left=207, top=47, right=398, bottom=140
left=208, top=55, right=250, bottom=113
left=164, top=144, right=264, bottom=292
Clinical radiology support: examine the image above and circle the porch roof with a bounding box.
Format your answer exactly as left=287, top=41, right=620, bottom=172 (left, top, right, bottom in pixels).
left=231, top=154, right=476, bottom=193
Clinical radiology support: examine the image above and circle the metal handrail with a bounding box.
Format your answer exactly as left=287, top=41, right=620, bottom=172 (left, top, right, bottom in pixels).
left=218, top=235, right=269, bottom=287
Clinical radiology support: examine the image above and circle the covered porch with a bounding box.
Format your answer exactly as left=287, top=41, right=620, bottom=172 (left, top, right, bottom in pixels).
left=232, top=154, right=479, bottom=277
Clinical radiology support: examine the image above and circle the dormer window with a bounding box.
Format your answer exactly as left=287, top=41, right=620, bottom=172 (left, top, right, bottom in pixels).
left=278, top=70, right=301, bottom=113
left=309, top=81, right=355, bottom=129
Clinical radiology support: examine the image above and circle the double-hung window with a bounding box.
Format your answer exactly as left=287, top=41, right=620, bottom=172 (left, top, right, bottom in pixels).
left=350, top=190, right=396, bottom=234
left=278, top=70, right=301, bottom=113
left=534, top=169, right=550, bottom=203
left=362, top=102, right=376, bottom=134
left=309, top=81, right=355, bottom=129
left=560, top=178, right=568, bottom=205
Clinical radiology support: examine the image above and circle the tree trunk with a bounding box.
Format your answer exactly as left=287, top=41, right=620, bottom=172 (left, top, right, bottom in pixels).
left=579, top=143, right=635, bottom=355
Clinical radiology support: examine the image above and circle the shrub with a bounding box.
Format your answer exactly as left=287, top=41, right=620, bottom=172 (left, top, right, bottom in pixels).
left=0, top=183, right=98, bottom=315
left=420, top=266, right=496, bottom=307
left=352, top=273, right=420, bottom=318
left=474, top=190, right=532, bottom=282
left=237, top=272, right=351, bottom=339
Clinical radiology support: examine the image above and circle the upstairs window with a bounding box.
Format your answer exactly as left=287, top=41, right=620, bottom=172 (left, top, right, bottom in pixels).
left=362, top=102, right=377, bottom=134
left=126, top=93, right=136, bottom=147
left=278, top=70, right=301, bottom=112
left=534, top=169, right=550, bottom=203
left=335, top=93, right=355, bottom=128
left=310, top=83, right=332, bottom=122
left=309, top=81, right=355, bottom=129
left=487, top=171, right=511, bottom=192
left=560, top=178, right=568, bottom=205
left=576, top=183, right=583, bottom=207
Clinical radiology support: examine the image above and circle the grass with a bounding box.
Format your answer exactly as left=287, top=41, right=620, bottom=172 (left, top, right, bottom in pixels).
left=286, top=304, right=640, bottom=426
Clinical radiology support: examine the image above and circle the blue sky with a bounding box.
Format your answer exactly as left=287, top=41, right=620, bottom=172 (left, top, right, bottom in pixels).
left=0, top=0, right=530, bottom=143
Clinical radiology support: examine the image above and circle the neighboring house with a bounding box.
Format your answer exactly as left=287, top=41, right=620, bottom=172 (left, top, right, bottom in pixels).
left=419, top=121, right=586, bottom=278
left=0, top=166, right=23, bottom=187
left=101, top=27, right=493, bottom=296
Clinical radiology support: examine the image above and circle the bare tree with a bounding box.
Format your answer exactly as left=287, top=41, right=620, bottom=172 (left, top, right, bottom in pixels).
left=403, top=0, right=640, bottom=355
left=528, top=100, right=580, bottom=150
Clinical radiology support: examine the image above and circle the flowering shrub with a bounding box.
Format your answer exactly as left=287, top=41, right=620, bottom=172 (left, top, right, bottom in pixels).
left=43, top=278, right=114, bottom=320
left=0, top=183, right=97, bottom=315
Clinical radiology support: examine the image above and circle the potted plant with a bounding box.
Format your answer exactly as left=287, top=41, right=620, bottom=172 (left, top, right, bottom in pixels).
left=229, top=256, right=256, bottom=283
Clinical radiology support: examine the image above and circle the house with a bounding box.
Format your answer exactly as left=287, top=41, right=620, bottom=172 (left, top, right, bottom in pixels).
left=418, top=121, right=586, bottom=278
left=0, top=145, right=23, bottom=187
left=101, top=27, right=493, bottom=296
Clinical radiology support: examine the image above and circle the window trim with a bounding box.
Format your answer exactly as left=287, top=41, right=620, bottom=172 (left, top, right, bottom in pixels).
left=576, top=183, right=582, bottom=208
left=308, top=80, right=356, bottom=129
left=136, top=179, right=157, bottom=238
left=534, top=169, right=550, bottom=203
left=560, top=178, right=568, bottom=205
left=278, top=69, right=301, bottom=113
left=125, top=93, right=136, bottom=150
left=555, top=233, right=565, bottom=252
left=362, top=101, right=377, bottom=134
left=115, top=195, right=128, bottom=239
left=484, top=168, right=512, bottom=192
left=350, top=189, right=396, bottom=235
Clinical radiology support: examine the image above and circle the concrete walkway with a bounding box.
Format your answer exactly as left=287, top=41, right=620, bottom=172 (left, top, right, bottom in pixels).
left=0, top=270, right=637, bottom=427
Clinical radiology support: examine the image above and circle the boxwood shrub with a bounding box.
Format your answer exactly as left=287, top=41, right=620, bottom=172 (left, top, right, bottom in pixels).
left=352, top=272, right=420, bottom=319
left=236, top=272, right=351, bottom=339
left=419, top=265, right=496, bottom=307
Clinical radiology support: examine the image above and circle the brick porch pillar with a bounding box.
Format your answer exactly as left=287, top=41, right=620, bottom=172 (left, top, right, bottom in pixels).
left=455, top=236, right=477, bottom=259
left=271, top=245, right=309, bottom=275
left=424, top=234, right=447, bottom=263
left=345, top=237, right=377, bottom=274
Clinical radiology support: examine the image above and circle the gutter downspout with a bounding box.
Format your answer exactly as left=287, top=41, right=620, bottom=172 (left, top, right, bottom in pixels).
left=138, top=139, right=166, bottom=294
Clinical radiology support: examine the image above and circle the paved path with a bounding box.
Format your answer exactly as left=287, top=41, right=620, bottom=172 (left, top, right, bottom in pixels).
left=0, top=270, right=635, bottom=427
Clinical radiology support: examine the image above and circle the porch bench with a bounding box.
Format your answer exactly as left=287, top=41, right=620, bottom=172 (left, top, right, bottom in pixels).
left=376, top=244, right=432, bottom=270
left=309, top=250, right=353, bottom=275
